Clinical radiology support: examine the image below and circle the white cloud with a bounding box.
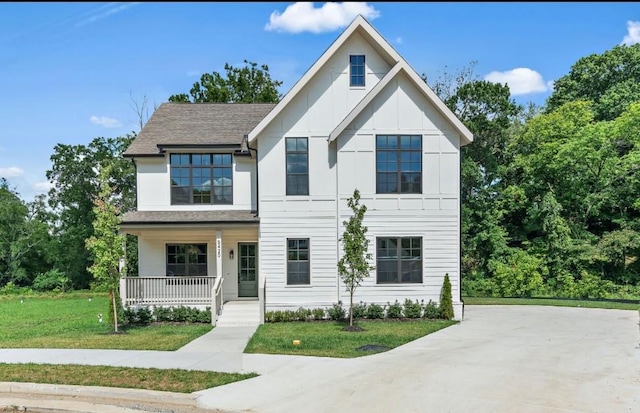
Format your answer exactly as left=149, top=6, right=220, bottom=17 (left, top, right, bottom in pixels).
left=622, top=20, right=640, bottom=46
left=32, top=181, right=54, bottom=192
left=0, top=167, right=24, bottom=177
left=76, top=2, right=140, bottom=27
left=186, top=70, right=201, bottom=77
left=484, top=68, right=550, bottom=96
left=90, top=115, right=122, bottom=128
left=265, top=2, right=380, bottom=34
left=394, top=36, right=403, bottom=45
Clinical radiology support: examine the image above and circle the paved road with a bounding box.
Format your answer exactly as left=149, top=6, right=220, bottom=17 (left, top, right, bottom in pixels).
left=1, top=305, right=639, bottom=413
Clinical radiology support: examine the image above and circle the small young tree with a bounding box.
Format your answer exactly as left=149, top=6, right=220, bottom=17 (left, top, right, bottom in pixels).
left=86, top=164, right=125, bottom=332
left=338, top=189, right=375, bottom=329
left=440, top=273, right=454, bottom=320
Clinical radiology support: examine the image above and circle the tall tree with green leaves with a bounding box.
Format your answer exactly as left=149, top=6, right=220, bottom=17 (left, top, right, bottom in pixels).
left=546, top=43, right=640, bottom=121
left=46, top=134, right=135, bottom=288
left=169, top=60, right=283, bottom=103
left=338, top=189, right=375, bottom=328
left=86, top=164, right=125, bottom=332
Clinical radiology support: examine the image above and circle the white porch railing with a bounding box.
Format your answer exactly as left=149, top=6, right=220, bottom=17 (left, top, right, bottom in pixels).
left=211, top=276, right=224, bottom=327
left=120, top=276, right=216, bottom=308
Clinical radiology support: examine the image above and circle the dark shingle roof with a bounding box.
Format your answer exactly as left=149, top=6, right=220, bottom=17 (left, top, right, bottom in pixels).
left=121, top=210, right=259, bottom=225
left=124, top=103, right=276, bottom=157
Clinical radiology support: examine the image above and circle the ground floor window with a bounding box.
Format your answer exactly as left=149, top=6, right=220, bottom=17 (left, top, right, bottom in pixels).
left=376, top=237, right=422, bottom=283
left=166, top=244, right=207, bottom=276
left=287, top=238, right=310, bottom=285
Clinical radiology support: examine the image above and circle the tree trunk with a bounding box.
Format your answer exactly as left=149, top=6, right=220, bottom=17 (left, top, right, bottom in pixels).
left=349, top=288, right=354, bottom=327
left=111, top=289, right=119, bottom=332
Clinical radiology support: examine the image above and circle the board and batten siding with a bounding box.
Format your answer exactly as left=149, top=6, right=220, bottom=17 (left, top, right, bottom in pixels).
left=256, top=35, right=463, bottom=318
left=135, top=154, right=255, bottom=211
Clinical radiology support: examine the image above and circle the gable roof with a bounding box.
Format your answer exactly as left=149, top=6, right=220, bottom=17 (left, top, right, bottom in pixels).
left=247, top=15, right=473, bottom=146
left=124, top=102, right=276, bottom=157
left=247, top=15, right=402, bottom=143
left=328, top=60, right=474, bottom=145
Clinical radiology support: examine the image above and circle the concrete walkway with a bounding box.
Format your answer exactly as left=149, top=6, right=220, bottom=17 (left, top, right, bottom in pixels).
left=1, top=305, right=639, bottom=413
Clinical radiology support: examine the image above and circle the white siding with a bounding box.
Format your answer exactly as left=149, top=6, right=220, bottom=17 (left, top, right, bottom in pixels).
left=136, top=154, right=255, bottom=211
left=258, top=53, right=462, bottom=313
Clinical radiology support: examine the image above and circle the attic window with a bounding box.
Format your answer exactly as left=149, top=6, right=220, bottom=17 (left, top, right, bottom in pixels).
left=350, top=55, right=365, bottom=87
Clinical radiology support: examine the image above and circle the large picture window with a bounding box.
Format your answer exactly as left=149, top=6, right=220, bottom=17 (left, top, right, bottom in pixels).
left=287, top=238, right=310, bottom=285
left=376, top=237, right=422, bottom=284
left=170, top=153, right=232, bottom=205
left=286, top=137, right=309, bottom=196
left=350, top=55, right=365, bottom=87
left=376, top=135, right=422, bottom=194
left=166, top=244, right=207, bottom=276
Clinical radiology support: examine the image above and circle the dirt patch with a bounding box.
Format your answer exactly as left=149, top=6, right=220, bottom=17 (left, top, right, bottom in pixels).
left=355, top=344, right=390, bottom=352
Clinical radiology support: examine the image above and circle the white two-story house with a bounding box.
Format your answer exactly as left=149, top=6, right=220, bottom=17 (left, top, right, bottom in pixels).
left=119, top=15, right=473, bottom=322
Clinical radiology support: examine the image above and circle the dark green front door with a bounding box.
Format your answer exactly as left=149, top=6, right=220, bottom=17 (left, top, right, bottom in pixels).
left=238, top=242, right=258, bottom=297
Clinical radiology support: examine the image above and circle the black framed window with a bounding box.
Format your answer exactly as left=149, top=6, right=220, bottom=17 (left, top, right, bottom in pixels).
left=166, top=244, right=207, bottom=276
left=286, top=138, right=308, bottom=195
left=376, top=237, right=422, bottom=284
left=376, top=135, right=422, bottom=194
left=287, top=238, right=310, bottom=285
left=170, top=153, right=232, bottom=204
left=350, top=55, right=365, bottom=87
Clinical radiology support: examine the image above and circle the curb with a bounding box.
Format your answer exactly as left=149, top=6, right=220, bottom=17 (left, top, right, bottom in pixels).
left=0, top=382, right=200, bottom=408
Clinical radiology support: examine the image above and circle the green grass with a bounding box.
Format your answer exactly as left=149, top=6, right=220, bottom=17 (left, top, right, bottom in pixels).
left=244, top=319, right=457, bottom=358
left=463, top=296, right=640, bottom=310
left=0, top=295, right=211, bottom=350
left=0, top=363, right=257, bottom=393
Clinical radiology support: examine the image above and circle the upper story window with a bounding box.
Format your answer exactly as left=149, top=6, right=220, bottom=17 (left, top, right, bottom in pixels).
left=350, top=55, right=365, bottom=87
left=285, top=137, right=309, bottom=196
left=170, top=153, right=232, bottom=205
left=376, top=135, right=422, bottom=194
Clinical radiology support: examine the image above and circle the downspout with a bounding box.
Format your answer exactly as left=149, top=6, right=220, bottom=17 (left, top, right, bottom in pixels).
left=244, top=134, right=259, bottom=218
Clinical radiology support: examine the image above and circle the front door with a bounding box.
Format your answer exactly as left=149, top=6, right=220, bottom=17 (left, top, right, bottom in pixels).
left=238, top=242, right=258, bottom=297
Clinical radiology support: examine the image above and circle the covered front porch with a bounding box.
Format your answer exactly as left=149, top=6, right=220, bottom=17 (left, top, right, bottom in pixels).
left=118, top=210, right=263, bottom=325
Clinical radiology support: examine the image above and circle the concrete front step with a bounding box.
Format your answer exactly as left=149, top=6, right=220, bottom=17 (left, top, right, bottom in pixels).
left=216, top=300, right=261, bottom=327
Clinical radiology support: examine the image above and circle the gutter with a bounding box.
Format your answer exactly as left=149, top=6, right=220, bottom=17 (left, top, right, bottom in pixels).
left=244, top=135, right=259, bottom=218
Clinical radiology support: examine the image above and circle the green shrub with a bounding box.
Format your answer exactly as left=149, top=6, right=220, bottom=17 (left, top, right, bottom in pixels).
left=386, top=300, right=403, bottom=318
left=0, top=282, right=32, bottom=295
left=327, top=302, right=346, bottom=321
left=351, top=301, right=368, bottom=319
left=366, top=303, right=385, bottom=319
left=403, top=299, right=422, bottom=318
left=154, top=306, right=172, bottom=322
left=295, top=307, right=312, bottom=321
left=575, top=270, right=616, bottom=299
left=440, top=274, right=454, bottom=320
left=32, top=269, right=71, bottom=292
left=423, top=300, right=441, bottom=319
left=311, top=308, right=326, bottom=321
left=490, top=249, right=546, bottom=297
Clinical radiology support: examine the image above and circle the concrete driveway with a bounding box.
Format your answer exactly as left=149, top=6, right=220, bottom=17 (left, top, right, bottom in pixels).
left=198, top=305, right=640, bottom=412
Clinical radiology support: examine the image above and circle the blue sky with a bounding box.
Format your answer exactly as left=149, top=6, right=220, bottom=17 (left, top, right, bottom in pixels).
left=1, top=2, right=638, bottom=202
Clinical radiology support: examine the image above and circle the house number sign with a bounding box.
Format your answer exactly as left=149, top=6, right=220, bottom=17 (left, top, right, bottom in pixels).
left=216, top=239, right=221, bottom=259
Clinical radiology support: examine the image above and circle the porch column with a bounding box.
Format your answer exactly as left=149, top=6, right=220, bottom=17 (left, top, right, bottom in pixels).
left=216, top=230, right=223, bottom=278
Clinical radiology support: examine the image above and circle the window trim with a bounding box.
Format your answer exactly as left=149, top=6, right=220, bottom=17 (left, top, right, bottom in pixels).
left=285, top=137, right=309, bottom=196
left=349, top=54, right=365, bottom=87
left=375, top=135, right=423, bottom=194
left=376, top=237, right=423, bottom=284
left=286, top=238, right=310, bottom=285
left=166, top=243, right=208, bottom=277
left=170, top=153, right=233, bottom=205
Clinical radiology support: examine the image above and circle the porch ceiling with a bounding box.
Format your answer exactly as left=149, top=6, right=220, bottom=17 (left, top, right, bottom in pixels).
left=120, top=210, right=259, bottom=230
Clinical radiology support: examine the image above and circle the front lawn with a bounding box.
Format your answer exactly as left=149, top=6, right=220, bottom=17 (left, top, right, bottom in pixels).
left=0, top=295, right=211, bottom=350
left=0, top=363, right=256, bottom=393
left=244, top=319, right=457, bottom=358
